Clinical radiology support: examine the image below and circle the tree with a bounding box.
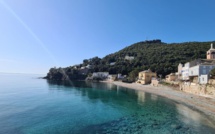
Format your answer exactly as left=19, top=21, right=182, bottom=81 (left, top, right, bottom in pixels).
left=45, top=40, right=214, bottom=81
left=128, top=69, right=139, bottom=82
left=83, top=59, right=89, bottom=66
left=210, top=68, right=215, bottom=79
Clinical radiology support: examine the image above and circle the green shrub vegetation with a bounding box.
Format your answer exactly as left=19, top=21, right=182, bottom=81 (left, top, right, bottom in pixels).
left=45, top=40, right=214, bottom=80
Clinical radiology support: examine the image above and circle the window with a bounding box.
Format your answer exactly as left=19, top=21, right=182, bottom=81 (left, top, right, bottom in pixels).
left=202, top=77, right=204, bottom=81
left=203, top=69, right=206, bottom=74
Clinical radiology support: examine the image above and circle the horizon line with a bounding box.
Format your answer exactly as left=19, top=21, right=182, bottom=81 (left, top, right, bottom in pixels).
left=0, top=72, right=46, bottom=75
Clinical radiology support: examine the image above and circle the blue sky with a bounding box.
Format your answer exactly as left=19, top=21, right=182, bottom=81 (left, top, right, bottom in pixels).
left=0, top=0, right=215, bottom=74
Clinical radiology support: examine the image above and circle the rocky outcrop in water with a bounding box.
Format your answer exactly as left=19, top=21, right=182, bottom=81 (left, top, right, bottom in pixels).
left=44, top=67, right=88, bottom=81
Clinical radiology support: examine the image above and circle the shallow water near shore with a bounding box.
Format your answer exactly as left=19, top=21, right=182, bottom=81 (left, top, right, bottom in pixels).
left=0, top=73, right=215, bottom=134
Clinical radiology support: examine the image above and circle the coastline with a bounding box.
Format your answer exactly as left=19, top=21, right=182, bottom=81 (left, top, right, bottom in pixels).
left=110, top=81, right=215, bottom=123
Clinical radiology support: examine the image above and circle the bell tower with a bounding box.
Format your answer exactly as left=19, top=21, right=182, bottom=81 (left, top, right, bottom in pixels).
left=207, top=43, right=215, bottom=59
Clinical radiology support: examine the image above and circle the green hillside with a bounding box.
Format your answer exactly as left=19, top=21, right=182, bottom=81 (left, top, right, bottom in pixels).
left=45, top=40, right=214, bottom=80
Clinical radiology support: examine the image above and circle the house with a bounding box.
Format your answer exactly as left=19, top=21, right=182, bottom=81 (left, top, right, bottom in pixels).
left=180, top=62, right=190, bottom=80
left=86, top=64, right=93, bottom=69
left=108, top=74, right=117, bottom=81
left=188, top=44, right=215, bottom=84
left=125, top=55, right=134, bottom=61
left=110, top=62, right=116, bottom=66
left=166, top=73, right=177, bottom=81
left=117, top=74, right=125, bottom=79
left=178, top=44, right=215, bottom=84
left=92, top=72, right=109, bottom=79
left=179, top=59, right=215, bottom=84
left=189, top=62, right=215, bottom=84
left=136, top=69, right=157, bottom=84
left=179, top=59, right=202, bottom=80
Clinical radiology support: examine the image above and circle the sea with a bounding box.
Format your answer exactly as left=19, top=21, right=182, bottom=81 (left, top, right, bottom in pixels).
left=0, top=73, right=215, bottom=134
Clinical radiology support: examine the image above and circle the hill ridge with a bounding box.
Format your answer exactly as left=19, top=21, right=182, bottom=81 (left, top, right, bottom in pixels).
left=45, top=40, right=215, bottom=81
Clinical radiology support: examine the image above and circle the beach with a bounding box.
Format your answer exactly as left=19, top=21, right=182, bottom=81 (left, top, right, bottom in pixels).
left=111, top=81, right=215, bottom=122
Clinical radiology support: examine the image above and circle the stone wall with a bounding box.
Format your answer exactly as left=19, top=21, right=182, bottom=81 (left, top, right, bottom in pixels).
left=179, top=82, right=215, bottom=98
left=163, top=79, right=179, bottom=85
left=208, top=79, right=215, bottom=85
left=151, top=79, right=159, bottom=86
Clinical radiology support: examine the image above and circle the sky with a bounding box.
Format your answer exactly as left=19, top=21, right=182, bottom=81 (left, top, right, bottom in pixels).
left=0, top=0, right=215, bottom=74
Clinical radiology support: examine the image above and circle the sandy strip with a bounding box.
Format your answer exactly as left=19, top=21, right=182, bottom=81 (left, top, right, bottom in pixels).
left=112, top=81, right=215, bottom=123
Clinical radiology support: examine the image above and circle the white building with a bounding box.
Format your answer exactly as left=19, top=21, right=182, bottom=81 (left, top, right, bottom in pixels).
left=178, top=59, right=202, bottom=80
left=108, top=74, right=117, bottom=81
left=178, top=43, right=215, bottom=84
left=110, top=62, right=116, bottom=66
left=179, top=59, right=215, bottom=84
left=181, top=63, right=190, bottom=80
left=117, top=74, right=125, bottom=79
left=178, top=44, right=215, bottom=84
left=189, top=64, right=215, bottom=84
left=125, top=56, right=134, bottom=60
left=92, top=72, right=109, bottom=79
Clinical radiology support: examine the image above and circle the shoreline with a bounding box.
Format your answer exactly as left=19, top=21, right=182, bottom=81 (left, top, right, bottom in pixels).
left=110, top=81, right=215, bottom=123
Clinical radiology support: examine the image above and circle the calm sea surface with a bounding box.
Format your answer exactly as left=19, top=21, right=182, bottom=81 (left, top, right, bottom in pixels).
left=0, top=73, right=215, bottom=134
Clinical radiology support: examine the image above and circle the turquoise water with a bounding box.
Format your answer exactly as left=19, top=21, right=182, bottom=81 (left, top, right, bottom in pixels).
left=0, top=74, right=215, bottom=134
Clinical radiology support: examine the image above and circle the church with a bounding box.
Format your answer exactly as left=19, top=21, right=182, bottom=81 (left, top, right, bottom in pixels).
left=207, top=43, right=215, bottom=59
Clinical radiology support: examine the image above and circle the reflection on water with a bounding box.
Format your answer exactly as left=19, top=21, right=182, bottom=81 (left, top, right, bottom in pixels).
left=137, top=91, right=146, bottom=103
left=46, top=80, right=215, bottom=134
left=0, top=74, right=215, bottom=134
left=177, top=104, right=202, bottom=125
left=176, top=103, right=215, bottom=131
left=151, top=94, right=158, bottom=101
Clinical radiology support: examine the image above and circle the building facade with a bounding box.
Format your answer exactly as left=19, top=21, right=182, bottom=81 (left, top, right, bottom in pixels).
left=125, top=56, right=134, bottom=61
left=207, top=43, right=215, bottom=59
left=180, top=62, right=190, bottom=80
left=136, top=70, right=157, bottom=84
left=189, top=64, right=215, bottom=84
left=108, top=74, right=117, bottom=81
left=92, top=72, right=109, bottom=79
left=166, top=73, right=177, bottom=81
left=178, top=44, right=215, bottom=84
